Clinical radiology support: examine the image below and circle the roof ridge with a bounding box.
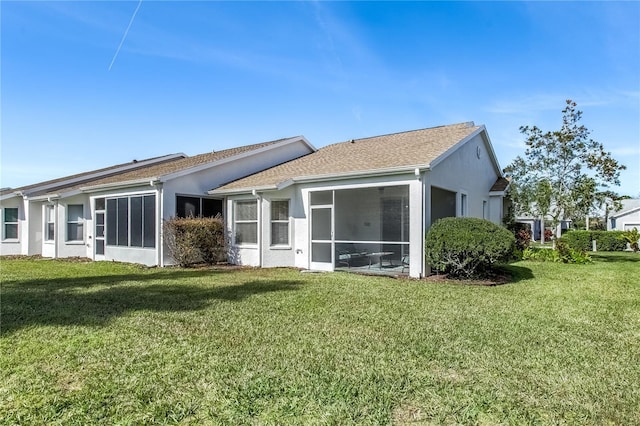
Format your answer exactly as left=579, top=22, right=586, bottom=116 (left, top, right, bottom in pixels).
left=339, top=122, right=477, bottom=145
left=193, top=136, right=302, bottom=156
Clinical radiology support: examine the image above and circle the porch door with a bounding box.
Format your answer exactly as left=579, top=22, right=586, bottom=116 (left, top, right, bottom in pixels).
left=94, top=200, right=106, bottom=260
left=310, top=205, right=334, bottom=271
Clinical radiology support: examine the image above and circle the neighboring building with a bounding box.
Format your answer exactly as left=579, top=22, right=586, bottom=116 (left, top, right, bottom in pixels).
left=210, top=122, right=508, bottom=278
left=0, top=137, right=314, bottom=265
left=515, top=215, right=571, bottom=242
left=608, top=199, right=640, bottom=231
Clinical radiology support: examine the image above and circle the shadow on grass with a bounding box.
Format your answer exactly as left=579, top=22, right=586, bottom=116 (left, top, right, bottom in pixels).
left=590, top=253, right=640, bottom=263
left=1, top=272, right=302, bottom=335
left=501, top=264, right=535, bottom=283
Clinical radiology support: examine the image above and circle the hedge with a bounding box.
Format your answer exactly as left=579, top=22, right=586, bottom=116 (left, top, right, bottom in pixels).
left=425, top=217, right=515, bottom=278
left=561, top=230, right=627, bottom=252
left=163, top=216, right=226, bottom=267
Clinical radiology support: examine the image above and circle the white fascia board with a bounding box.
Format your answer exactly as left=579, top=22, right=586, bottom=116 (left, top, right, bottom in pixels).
left=79, top=178, right=160, bottom=193
left=18, top=154, right=184, bottom=197
left=489, top=191, right=506, bottom=196
left=208, top=185, right=278, bottom=196
left=291, top=165, right=427, bottom=184
left=27, top=193, right=61, bottom=201
left=0, top=192, right=20, bottom=202
left=160, top=136, right=316, bottom=183
left=209, top=165, right=429, bottom=195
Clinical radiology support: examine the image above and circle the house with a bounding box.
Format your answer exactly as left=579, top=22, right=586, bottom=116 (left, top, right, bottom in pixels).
left=1, top=137, right=315, bottom=265
left=608, top=199, right=640, bottom=231
left=210, top=122, right=508, bottom=278
left=515, top=214, right=571, bottom=242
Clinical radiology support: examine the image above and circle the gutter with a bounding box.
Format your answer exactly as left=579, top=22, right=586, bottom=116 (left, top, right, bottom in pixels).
left=252, top=189, right=263, bottom=268
left=209, top=165, right=431, bottom=196
left=79, top=178, right=161, bottom=193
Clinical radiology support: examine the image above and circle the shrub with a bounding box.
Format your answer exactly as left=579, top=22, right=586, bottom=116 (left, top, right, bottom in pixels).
left=521, top=244, right=591, bottom=264
left=425, top=217, right=515, bottom=278
left=622, top=228, right=639, bottom=252
left=596, top=231, right=627, bottom=251
left=163, top=216, right=226, bottom=267
left=562, top=230, right=627, bottom=252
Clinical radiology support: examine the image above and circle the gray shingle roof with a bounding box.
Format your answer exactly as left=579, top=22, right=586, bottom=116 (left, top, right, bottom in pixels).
left=18, top=138, right=296, bottom=198
left=213, top=123, right=482, bottom=192
left=9, top=154, right=182, bottom=197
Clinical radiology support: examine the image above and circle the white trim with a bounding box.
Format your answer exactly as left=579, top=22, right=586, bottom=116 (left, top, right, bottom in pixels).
left=210, top=167, right=427, bottom=196
left=18, top=154, right=184, bottom=198
left=1, top=206, right=19, bottom=242
left=269, top=199, right=291, bottom=248
left=232, top=198, right=260, bottom=248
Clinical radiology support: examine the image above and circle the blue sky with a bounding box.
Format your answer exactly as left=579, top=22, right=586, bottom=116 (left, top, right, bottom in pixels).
left=2, top=1, right=639, bottom=196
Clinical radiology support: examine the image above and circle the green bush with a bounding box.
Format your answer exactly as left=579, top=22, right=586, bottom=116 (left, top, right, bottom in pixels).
left=521, top=244, right=591, bottom=264
left=623, top=228, right=639, bottom=252
left=163, top=217, right=226, bottom=267
left=425, top=217, right=515, bottom=278
left=562, top=230, right=626, bottom=252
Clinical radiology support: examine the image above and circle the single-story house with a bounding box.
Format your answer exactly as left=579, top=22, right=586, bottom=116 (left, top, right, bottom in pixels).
left=0, top=137, right=314, bottom=265
left=210, top=122, right=509, bottom=278
left=608, top=199, right=640, bottom=231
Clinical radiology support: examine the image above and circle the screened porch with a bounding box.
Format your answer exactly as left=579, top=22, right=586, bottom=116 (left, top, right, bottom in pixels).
left=309, top=185, right=410, bottom=275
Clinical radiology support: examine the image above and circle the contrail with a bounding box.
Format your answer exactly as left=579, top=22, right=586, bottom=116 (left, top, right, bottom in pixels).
left=109, top=0, right=143, bottom=71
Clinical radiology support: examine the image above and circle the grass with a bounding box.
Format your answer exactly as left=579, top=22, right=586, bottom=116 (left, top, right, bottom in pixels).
left=1, top=254, right=639, bottom=424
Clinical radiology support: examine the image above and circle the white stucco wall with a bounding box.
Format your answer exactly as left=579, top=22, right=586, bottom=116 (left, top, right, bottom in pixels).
left=57, top=195, right=91, bottom=259
left=428, top=133, right=502, bottom=225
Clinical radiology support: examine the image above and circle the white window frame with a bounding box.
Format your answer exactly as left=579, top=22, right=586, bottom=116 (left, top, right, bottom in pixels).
left=233, top=199, right=258, bottom=246
left=270, top=199, right=290, bottom=247
left=45, top=205, right=55, bottom=242
left=2, top=207, right=19, bottom=241
left=66, top=204, right=84, bottom=243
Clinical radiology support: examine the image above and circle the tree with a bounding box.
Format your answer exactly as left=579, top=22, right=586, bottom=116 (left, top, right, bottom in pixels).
left=504, top=100, right=626, bottom=240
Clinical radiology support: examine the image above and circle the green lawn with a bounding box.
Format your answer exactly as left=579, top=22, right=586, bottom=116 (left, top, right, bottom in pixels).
left=1, top=254, right=639, bottom=425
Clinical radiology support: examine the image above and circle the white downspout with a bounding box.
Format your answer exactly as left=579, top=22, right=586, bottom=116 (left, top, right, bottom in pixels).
left=156, top=182, right=164, bottom=267
left=252, top=189, right=263, bottom=268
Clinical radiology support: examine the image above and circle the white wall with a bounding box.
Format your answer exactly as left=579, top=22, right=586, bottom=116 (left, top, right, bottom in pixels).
left=429, top=133, right=502, bottom=224
left=610, top=210, right=640, bottom=231
left=57, top=195, right=91, bottom=259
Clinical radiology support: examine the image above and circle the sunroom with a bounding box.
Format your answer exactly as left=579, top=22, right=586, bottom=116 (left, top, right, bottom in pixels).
left=308, top=185, right=410, bottom=275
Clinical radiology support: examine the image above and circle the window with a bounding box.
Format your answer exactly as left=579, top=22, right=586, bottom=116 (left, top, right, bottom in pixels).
left=3, top=208, right=18, bottom=240
left=482, top=200, right=488, bottom=220
left=106, top=195, right=156, bottom=248
left=45, top=205, right=55, bottom=241
left=234, top=200, right=257, bottom=245
left=460, top=193, right=467, bottom=217
left=271, top=200, right=290, bottom=246
left=66, top=204, right=84, bottom=242
left=176, top=196, right=223, bottom=218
